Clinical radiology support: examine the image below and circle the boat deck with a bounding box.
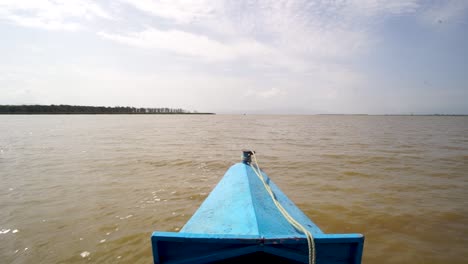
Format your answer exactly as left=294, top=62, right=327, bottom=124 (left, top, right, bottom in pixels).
left=151, top=162, right=364, bottom=263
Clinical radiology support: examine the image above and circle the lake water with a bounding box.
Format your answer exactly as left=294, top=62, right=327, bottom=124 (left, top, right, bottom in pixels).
left=0, top=115, right=467, bottom=263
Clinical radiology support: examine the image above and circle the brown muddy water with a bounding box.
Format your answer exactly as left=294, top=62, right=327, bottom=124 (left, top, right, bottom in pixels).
left=0, top=115, right=467, bottom=263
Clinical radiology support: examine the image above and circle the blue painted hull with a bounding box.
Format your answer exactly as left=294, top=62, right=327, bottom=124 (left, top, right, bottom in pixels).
left=151, top=163, right=364, bottom=263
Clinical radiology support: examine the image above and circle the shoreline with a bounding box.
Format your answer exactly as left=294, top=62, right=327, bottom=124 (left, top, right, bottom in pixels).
left=0, top=112, right=215, bottom=115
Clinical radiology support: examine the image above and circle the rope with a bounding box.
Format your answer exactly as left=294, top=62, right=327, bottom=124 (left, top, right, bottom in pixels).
left=249, top=152, right=316, bottom=264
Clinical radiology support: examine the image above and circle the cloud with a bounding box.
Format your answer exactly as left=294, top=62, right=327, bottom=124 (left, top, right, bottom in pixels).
left=0, top=0, right=112, bottom=31
left=4, top=0, right=463, bottom=113
left=98, top=28, right=243, bottom=61
left=245, top=88, right=284, bottom=99
left=111, top=1, right=378, bottom=60
left=345, top=0, right=420, bottom=17
left=1, top=0, right=426, bottom=69
left=94, top=0, right=425, bottom=102
left=250, top=0, right=420, bottom=59
left=418, top=0, right=468, bottom=27
left=119, top=0, right=216, bottom=24
left=97, top=27, right=309, bottom=72
left=97, top=0, right=398, bottom=72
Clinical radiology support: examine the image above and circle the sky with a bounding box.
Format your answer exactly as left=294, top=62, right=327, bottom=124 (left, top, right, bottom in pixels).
left=0, top=0, right=467, bottom=114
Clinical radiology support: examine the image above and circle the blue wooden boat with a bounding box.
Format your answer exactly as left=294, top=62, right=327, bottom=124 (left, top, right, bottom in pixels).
left=151, top=151, right=364, bottom=263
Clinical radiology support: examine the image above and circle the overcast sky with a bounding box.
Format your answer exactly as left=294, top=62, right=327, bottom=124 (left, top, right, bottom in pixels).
left=1, top=0, right=467, bottom=114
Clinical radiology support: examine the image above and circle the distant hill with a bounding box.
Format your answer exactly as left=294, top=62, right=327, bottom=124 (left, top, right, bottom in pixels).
left=0, top=105, right=215, bottom=115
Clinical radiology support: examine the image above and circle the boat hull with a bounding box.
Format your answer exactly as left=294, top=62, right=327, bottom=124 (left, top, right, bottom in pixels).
left=151, top=163, right=364, bottom=263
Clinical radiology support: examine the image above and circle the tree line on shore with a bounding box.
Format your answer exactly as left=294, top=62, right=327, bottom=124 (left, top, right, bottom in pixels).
left=0, top=105, right=211, bottom=114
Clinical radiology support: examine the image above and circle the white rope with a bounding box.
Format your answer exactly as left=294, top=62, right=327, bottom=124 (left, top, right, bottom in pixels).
left=250, top=152, right=316, bottom=264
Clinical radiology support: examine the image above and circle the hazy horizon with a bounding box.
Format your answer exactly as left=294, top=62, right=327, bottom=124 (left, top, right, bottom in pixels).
left=1, top=1, right=467, bottom=114
left=1, top=103, right=467, bottom=115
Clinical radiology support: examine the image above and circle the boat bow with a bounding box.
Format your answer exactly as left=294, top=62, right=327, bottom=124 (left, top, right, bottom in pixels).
left=152, top=162, right=364, bottom=263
